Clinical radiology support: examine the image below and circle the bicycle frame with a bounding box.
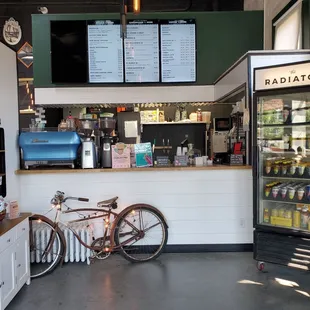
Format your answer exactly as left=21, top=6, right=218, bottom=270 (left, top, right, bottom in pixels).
left=30, top=193, right=168, bottom=278
left=52, top=204, right=144, bottom=253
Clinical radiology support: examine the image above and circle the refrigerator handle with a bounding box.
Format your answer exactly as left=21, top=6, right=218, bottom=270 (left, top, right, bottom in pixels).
left=252, top=145, right=258, bottom=179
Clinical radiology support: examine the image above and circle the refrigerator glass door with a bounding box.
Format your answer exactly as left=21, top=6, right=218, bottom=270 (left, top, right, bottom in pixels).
left=256, top=90, right=310, bottom=233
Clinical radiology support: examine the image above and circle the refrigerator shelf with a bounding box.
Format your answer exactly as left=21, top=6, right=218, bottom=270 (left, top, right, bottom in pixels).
left=259, top=222, right=310, bottom=234
left=259, top=122, right=310, bottom=128
left=262, top=197, right=310, bottom=205
left=261, top=150, right=300, bottom=154
left=263, top=176, right=310, bottom=181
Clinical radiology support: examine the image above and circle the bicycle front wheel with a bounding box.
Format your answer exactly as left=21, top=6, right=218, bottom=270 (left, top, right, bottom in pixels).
left=29, top=215, right=64, bottom=278
left=114, top=205, right=168, bottom=262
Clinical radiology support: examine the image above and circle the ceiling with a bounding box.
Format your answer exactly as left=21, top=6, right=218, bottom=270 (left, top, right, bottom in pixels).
left=0, top=0, right=244, bottom=12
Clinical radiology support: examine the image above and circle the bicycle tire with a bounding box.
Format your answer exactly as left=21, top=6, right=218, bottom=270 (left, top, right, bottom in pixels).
left=29, top=215, right=65, bottom=278
left=113, top=205, right=168, bottom=263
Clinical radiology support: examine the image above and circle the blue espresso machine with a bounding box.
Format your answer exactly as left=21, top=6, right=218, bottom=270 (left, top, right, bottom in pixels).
left=19, top=131, right=81, bottom=169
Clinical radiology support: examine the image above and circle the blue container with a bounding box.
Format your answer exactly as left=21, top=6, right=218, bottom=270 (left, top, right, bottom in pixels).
left=19, top=131, right=81, bottom=161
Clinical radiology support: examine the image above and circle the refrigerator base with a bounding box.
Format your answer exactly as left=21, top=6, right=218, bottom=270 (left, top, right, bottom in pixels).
left=254, top=230, right=310, bottom=271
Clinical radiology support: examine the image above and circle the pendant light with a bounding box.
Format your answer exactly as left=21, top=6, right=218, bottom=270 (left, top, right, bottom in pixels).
left=120, top=0, right=127, bottom=38
left=133, top=0, right=141, bottom=14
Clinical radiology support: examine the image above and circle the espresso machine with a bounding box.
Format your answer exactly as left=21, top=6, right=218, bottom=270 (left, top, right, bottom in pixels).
left=79, top=119, right=97, bottom=169
left=99, top=117, right=116, bottom=168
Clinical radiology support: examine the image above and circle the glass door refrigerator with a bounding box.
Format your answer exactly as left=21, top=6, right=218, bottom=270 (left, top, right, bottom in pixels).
left=253, top=61, right=310, bottom=272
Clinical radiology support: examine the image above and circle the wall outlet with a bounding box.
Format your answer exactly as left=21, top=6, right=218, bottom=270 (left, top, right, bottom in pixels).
left=240, top=218, right=246, bottom=228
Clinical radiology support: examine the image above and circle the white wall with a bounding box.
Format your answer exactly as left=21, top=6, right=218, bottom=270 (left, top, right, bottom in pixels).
left=35, top=85, right=215, bottom=106
left=18, top=169, right=253, bottom=245
left=264, top=0, right=292, bottom=49
left=214, top=57, right=248, bottom=102
left=0, top=43, right=19, bottom=202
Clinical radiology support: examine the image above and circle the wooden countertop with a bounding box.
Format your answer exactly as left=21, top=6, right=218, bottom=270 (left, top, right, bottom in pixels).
left=0, top=213, right=32, bottom=237
left=15, top=165, right=251, bottom=175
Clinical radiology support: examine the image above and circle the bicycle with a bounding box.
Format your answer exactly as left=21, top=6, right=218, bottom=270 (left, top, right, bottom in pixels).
left=29, top=191, right=168, bottom=278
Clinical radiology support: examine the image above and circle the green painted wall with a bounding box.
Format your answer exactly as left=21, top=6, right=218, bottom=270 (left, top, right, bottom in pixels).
left=32, top=11, right=263, bottom=87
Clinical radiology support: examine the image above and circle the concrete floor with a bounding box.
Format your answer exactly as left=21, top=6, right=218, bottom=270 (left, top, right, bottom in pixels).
left=7, top=253, right=310, bottom=310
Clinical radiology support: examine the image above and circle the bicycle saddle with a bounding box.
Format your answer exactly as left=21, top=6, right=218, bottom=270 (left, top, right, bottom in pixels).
left=97, top=197, right=118, bottom=208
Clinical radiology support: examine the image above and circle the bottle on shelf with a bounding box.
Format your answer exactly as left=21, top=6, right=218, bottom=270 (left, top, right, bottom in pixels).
left=293, top=205, right=301, bottom=228
left=263, top=208, right=270, bottom=223
left=197, top=108, right=202, bottom=122
left=301, top=206, right=309, bottom=230
left=175, top=107, right=181, bottom=122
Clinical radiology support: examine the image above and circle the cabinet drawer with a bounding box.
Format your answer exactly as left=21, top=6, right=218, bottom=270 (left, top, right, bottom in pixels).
left=16, top=219, right=29, bottom=239
left=0, top=228, right=16, bottom=253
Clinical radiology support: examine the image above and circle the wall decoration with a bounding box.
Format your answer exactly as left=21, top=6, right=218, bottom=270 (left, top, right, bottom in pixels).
left=2, top=18, right=22, bottom=46
left=17, top=42, right=33, bottom=68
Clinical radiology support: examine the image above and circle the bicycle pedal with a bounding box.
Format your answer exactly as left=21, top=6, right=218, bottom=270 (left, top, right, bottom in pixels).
left=89, top=255, right=96, bottom=262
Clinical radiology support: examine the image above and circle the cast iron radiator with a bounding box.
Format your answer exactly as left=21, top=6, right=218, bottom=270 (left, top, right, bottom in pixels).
left=31, top=223, right=92, bottom=265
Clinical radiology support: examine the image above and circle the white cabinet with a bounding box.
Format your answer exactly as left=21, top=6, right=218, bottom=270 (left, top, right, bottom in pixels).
left=0, top=245, right=16, bottom=309
left=15, top=233, right=29, bottom=291
left=0, top=215, right=31, bottom=310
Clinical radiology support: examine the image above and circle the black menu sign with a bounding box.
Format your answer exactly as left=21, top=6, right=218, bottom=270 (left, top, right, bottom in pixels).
left=87, top=20, right=124, bottom=83
left=160, top=20, right=196, bottom=83
left=124, top=20, right=160, bottom=83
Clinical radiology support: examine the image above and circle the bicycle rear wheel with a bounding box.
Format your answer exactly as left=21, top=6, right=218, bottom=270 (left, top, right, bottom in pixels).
left=114, top=205, right=168, bottom=262
left=29, top=215, right=64, bottom=278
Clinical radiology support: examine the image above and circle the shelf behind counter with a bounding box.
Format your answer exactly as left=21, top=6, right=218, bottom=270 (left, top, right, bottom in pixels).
left=15, top=165, right=251, bottom=175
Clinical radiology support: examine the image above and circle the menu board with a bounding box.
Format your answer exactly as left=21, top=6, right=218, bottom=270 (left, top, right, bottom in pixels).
left=124, top=20, right=160, bottom=83
left=160, top=20, right=196, bottom=83
left=87, top=20, right=124, bottom=83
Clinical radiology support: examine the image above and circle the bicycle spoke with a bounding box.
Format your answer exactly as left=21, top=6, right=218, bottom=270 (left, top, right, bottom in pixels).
left=115, top=207, right=167, bottom=262
left=143, top=221, right=161, bottom=233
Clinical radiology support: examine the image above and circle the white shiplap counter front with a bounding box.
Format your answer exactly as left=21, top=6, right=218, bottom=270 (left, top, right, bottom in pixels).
left=17, top=167, right=253, bottom=249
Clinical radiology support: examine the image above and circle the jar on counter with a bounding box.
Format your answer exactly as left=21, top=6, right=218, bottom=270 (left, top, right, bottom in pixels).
left=181, top=107, right=187, bottom=121
left=187, top=144, right=201, bottom=166
left=175, top=107, right=181, bottom=122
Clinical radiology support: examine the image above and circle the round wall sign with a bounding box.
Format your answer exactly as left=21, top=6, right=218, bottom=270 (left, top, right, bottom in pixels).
left=2, top=18, right=22, bottom=46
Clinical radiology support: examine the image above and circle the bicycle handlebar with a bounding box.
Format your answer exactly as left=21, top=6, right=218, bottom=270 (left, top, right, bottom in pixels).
left=78, top=197, right=89, bottom=202
left=63, top=197, right=89, bottom=203
left=51, top=191, right=89, bottom=205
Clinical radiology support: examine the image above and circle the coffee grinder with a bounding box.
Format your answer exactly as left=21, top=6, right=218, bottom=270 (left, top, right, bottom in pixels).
left=99, top=117, right=116, bottom=168
left=79, top=119, right=97, bottom=169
